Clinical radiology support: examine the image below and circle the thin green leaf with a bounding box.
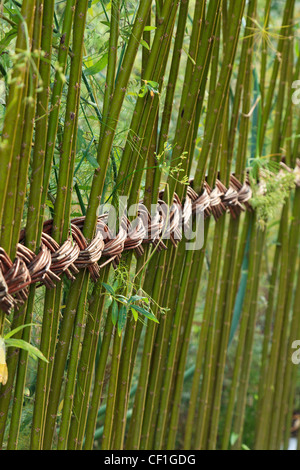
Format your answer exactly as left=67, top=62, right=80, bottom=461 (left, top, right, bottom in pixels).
left=5, top=338, right=48, bottom=363
left=117, top=304, right=127, bottom=336
left=112, top=300, right=119, bottom=326
left=4, top=323, right=38, bottom=340
left=84, top=53, right=109, bottom=76
left=140, top=39, right=150, bottom=50
left=102, top=282, right=115, bottom=295
left=131, top=305, right=159, bottom=323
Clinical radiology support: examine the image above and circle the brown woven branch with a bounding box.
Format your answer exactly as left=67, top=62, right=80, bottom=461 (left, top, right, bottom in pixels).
left=0, top=161, right=299, bottom=315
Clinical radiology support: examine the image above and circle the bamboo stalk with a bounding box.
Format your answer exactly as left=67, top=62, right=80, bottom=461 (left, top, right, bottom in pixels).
left=68, top=266, right=110, bottom=449
left=0, top=1, right=36, bottom=229
left=0, top=0, right=42, bottom=449
left=83, top=307, right=114, bottom=450
left=231, top=228, right=266, bottom=450
left=63, top=0, right=121, bottom=449
left=221, top=213, right=256, bottom=449
left=41, top=0, right=153, bottom=449
left=131, top=0, right=222, bottom=450
left=57, top=275, right=89, bottom=449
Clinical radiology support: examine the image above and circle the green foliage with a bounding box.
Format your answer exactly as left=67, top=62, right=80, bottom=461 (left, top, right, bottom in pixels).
left=250, top=163, right=295, bottom=229
left=3, top=324, right=48, bottom=363
left=102, top=278, right=160, bottom=336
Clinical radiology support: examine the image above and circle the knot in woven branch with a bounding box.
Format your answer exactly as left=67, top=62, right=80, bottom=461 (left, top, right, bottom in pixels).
left=0, top=169, right=289, bottom=315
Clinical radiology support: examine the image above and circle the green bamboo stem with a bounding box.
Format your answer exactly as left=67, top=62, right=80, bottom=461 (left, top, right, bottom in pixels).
left=0, top=0, right=48, bottom=450
left=186, top=1, right=247, bottom=450
left=193, top=190, right=231, bottom=451
left=101, top=2, right=187, bottom=450
left=37, top=1, right=89, bottom=449
left=125, top=260, right=164, bottom=449
left=260, top=0, right=271, bottom=110
left=162, top=18, right=225, bottom=449
left=227, top=0, right=257, bottom=166
left=100, top=0, right=120, bottom=140
left=39, top=0, right=76, bottom=235
left=168, top=243, right=208, bottom=448
left=82, top=0, right=152, bottom=238
left=193, top=2, right=245, bottom=188
left=192, top=206, right=229, bottom=451
left=0, top=302, right=30, bottom=449
left=143, top=246, right=199, bottom=449
left=255, top=224, right=283, bottom=437
left=65, top=0, right=120, bottom=448
left=46, top=282, right=64, bottom=388
left=57, top=275, right=89, bottom=449
left=42, top=1, right=153, bottom=449
left=42, top=271, right=86, bottom=449
left=183, top=104, right=228, bottom=451
left=282, top=254, right=300, bottom=449
left=11, top=2, right=46, bottom=258
left=66, top=0, right=216, bottom=448
left=0, top=0, right=36, bottom=229
left=141, top=20, right=218, bottom=430
left=255, top=108, right=296, bottom=442
left=112, top=126, right=160, bottom=449
left=258, top=0, right=295, bottom=154
left=118, top=0, right=179, bottom=197
left=231, top=227, right=266, bottom=450
left=5, top=2, right=45, bottom=450
left=111, top=311, right=137, bottom=449
left=157, top=0, right=201, bottom=156
left=183, top=217, right=225, bottom=449
left=125, top=199, right=180, bottom=450
left=123, top=151, right=173, bottom=451
left=59, top=0, right=120, bottom=448
left=83, top=14, right=174, bottom=445
left=134, top=1, right=222, bottom=449
left=279, top=188, right=300, bottom=449
left=133, top=243, right=189, bottom=450
left=204, top=10, right=256, bottom=446
left=0, top=70, right=28, bottom=256
left=267, top=43, right=297, bottom=451
left=254, top=13, right=295, bottom=446
left=157, top=116, right=230, bottom=450
left=68, top=267, right=110, bottom=449
left=280, top=117, right=300, bottom=448
left=179, top=0, right=206, bottom=106
left=167, top=0, right=222, bottom=197
left=255, top=203, right=290, bottom=449
left=91, top=365, right=197, bottom=443
left=0, top=3, right=36, bottom=383
left=101, top=327, right=122, bottom=450
left=83, top=307, right=114, bottom=450
left=221, top=213, right=257, bottom=449
left=16, top=0, right=56, bottom=447
left=270, top=38, right=293, bottom=161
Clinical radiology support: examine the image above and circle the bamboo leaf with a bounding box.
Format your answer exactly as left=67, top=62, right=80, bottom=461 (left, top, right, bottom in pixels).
left=130, top=307, right=138, bottom=322
left=117, top=304, right=127, bottom=336
left=5, top=338, right=48, bottom=363
left=102, top=282, right=115, bottom=295
left=140, top=39, right=150, bottom=50
left=131, top=305, right=159, bottom=323
left=4, top=323, right=39, bottom=340
left=84, top=53, right=109, bottom=76
left=112, top=300, right=118, bottom=326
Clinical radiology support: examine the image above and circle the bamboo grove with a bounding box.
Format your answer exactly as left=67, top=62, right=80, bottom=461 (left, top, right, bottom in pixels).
left=0, top=0, right=299, bottom=451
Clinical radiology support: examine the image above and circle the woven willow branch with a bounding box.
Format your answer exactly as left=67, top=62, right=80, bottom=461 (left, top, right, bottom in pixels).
left=0, top=161, right=299, bottom=315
